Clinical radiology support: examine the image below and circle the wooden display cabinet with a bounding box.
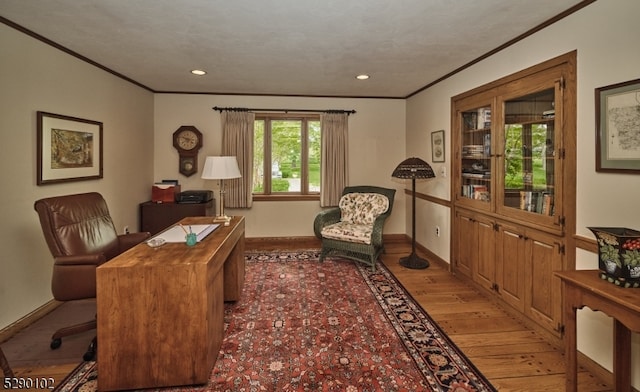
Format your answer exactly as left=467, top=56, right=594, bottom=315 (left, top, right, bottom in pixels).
left=451, top=52, right=576, bottom=337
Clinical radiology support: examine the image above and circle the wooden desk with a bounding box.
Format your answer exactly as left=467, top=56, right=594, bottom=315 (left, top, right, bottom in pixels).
left=96, top=216, right=245, bottom=391
left=555, top=270, right=640, bottom=392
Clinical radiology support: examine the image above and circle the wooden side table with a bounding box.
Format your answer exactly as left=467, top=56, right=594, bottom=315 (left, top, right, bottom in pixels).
left=555, top=270, right=640, bottom=392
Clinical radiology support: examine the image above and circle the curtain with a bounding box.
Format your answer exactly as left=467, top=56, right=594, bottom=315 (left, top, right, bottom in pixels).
left=221, top=111, right=255, bottom=208
left=320, top=113, right=349, bottom=207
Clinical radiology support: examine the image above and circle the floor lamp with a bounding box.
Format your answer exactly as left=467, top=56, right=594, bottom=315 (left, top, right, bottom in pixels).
left=201, top=156, right=241, bottom=224
left=391, top=157, right=436, bottom=269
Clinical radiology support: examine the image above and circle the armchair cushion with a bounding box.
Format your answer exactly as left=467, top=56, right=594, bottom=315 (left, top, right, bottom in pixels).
left=321, top=221, right=374, bottom=245
left=338, top=192, right=390, bottom=226
left=321, top=193, right=390, bottom=245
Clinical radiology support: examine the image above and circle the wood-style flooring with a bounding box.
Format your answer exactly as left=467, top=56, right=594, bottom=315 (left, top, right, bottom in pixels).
left=5, top=240, right=613, bottom=391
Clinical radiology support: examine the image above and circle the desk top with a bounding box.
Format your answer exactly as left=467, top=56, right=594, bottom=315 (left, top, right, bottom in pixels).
left=555, top=270, right=640, bottom=314
left=99, top=215, right=244, bottom=269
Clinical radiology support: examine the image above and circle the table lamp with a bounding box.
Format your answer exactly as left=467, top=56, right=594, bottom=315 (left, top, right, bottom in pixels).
left=391, top=157, right=436, bottom=269
left=201, top=156, right=241, bottom=223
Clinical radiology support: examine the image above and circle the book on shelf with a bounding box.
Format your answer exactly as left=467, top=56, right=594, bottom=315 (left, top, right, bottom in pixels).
left=518, top=191, right=553, bottom=215
left=462, top=184, right=490, bottom=200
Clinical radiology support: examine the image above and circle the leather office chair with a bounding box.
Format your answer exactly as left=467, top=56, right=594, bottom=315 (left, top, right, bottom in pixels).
left=34, top=192, right=150, bottom=361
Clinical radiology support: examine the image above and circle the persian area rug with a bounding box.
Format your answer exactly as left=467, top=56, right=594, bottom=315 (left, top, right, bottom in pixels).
left=55, top=251, right=496, bottom=392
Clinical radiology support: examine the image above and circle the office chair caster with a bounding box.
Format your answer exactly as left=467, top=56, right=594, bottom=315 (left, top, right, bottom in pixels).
left=83, top=338, right=97, bottom=361
left=50, top=338, right=62, bottom=350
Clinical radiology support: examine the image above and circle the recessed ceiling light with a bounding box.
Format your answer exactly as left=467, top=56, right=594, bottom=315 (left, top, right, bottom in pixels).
left=355, top=74, right=370, bottom=80
left=191, top=69, right=207, bottom=76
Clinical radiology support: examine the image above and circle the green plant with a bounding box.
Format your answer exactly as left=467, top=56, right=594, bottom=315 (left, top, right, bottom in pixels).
left=272, top=179, right=290, bottom=192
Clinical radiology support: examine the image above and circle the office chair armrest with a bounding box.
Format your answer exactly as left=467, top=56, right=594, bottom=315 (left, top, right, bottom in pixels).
left=54, top=254, right=105, bottom=266
left=118, top=232, right=151, bottom=253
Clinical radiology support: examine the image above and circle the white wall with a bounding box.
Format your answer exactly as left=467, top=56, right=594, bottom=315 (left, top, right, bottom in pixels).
left=406, top=0, right=639, bottom=386
left=0, top=24, right=154, bottom=329
left=154, top=94, right=407, bottom=238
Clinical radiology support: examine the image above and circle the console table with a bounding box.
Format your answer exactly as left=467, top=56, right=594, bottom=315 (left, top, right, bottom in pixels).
left=555, top=270, right=640, bottom=392
left=96, top=216, right=245, bottom=391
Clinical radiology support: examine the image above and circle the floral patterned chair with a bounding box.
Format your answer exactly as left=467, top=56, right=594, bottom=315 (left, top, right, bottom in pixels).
left=314, top=186, right=395, bottom=270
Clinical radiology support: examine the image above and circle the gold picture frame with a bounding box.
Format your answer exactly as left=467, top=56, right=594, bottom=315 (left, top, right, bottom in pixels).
left=37, top=111, right=103, bottom=185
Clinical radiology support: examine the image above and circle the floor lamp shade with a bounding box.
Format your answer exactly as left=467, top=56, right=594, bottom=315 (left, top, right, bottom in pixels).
left=201, top=156, right=241, bottom=222
left=391, top=157, right=436, bottom=269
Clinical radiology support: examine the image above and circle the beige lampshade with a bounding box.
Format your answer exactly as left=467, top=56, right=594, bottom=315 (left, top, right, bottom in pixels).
left=201, top=156, right=241, bottom=180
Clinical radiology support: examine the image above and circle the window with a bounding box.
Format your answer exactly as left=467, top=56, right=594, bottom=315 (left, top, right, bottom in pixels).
left=253, top=114, right=321, bottom=197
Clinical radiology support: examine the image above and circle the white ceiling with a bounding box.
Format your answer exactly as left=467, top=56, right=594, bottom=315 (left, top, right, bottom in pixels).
left=0, top=0, right=588, bottom=98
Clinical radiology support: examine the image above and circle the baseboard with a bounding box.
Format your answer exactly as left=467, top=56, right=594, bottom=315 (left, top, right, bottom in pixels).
left=245, top=234, right=408, bottom=250
left=246, top=236, right=321, bottom=249
left=0, top=300, right=61, bottom=344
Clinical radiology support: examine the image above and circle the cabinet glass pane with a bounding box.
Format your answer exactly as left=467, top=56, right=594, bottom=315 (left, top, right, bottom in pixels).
left=503, top=88, right=555, bottom=215
left=460, top=106, right=492, bottom=202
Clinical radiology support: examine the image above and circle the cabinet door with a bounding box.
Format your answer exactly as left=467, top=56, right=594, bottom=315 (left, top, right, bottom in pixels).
left=496, top=223, right=526, bottom=312
left=454, top=210, right=476, bottom=278
left=525, top=230, right=563, bottom=334
left=474, top=215, right=496, bottom=292
left=453, top=93, right=495, bottom=212
left=496, top=78, right=564, bottom=231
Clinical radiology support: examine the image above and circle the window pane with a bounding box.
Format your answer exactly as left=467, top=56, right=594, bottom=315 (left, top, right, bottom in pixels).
left=253, top=120, right=265, bottom=193
left=308, top=120, right=321, bottom=192
left=272, top=120, right=301, bottom=193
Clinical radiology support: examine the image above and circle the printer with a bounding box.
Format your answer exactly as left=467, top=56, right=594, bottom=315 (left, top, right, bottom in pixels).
left=177, top=190, right=214, bottom=204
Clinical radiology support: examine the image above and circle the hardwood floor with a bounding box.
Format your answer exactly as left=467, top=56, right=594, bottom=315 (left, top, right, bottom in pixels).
left=6, top=240, right=613, bottom=391
left=379, top=241, right=612, bottom=392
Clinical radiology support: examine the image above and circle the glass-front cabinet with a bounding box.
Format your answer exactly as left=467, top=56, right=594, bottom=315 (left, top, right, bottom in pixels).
left=451, top=52, right=576, bottom=337
left=496, top=82, right=563, bottom=230
left=454, top=91, right=495, bottom=213
left=454, top=79, right=564, bottom=231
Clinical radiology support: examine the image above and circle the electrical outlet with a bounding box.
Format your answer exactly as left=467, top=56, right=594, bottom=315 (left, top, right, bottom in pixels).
left=124, top=226, right=130, bottom=234
left=435, top=226, right=440, bottom=237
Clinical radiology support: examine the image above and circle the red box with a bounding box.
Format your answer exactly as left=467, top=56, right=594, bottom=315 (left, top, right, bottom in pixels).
left=151, top=185, right=180, bottom=203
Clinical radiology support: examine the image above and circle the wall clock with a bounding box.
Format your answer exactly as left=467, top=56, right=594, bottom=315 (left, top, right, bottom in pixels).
left=172, top=125, right=202, bottom=177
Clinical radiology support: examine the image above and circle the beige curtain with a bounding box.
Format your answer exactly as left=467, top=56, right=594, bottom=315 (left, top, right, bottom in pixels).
left=221, top=111, right=255, bottom=208
left=320, top=113, right=349, bottom=207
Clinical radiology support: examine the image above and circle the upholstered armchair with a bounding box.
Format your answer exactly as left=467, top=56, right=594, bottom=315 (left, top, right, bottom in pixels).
left=314, top=186, right=396, bottom=271
left=34, top=192, right=150, bottom=361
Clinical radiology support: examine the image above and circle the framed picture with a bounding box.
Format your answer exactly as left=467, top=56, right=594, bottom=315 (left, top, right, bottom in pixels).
left=37, top=111, right=103, bottom=185
left=595, top=78, right=640, bottom=174
left=431, top=129, right=445, bottom=162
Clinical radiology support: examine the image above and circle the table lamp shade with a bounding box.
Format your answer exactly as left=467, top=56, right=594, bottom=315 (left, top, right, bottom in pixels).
left=201, top=156, right=241, bottom=180
left=201, top=156, right=241, bottom=223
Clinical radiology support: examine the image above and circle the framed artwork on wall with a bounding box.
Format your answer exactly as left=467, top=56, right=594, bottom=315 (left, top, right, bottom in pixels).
left=431, top=129, right=445, bottom=163
left=595, top=78, right=640, bottom=174
left=37, top=111, right=103, bottom=185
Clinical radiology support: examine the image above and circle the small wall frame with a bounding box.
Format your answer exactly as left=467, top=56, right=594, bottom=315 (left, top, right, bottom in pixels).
left=431, top=129, right=445, bottom=163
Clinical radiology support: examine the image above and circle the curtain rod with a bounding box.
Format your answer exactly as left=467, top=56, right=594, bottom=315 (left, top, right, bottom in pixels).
left=212, top=106, right=356, bottom=115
